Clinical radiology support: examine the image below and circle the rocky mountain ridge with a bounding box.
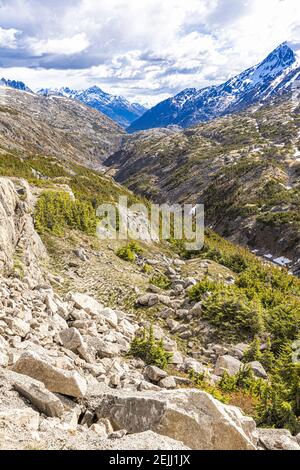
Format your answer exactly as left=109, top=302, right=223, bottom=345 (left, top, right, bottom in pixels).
left=0, top=86, right=125, bottom=168
left=37, top=86, right=147, bottom=128
left=107, top=94, right=300, bottom=273
left=128, top=42, right=300, bottom=132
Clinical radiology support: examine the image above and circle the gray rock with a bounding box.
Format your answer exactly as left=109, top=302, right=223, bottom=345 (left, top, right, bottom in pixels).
left=92, top=388, right=257, bottom=450
left=138, top=380, right=161, bottom=392
left=74, top=248, right=89, bottom=262
left=144, top=365, right=168, bottom=383
left=258, top=429, right=300, bottom=450
left=137, top=294, right=159, bottom=307
left=109, top=429, right=127, bottom=439
left=3, top=369, right=65, bottom=418
left=229, top=343, right=249, bottom=360
left=214, top=355, right=242, bottom=376
left=86, top=337, right=122, bottom=358
left=70, top=292, right=103, bottom=314
left=59, top=327, right=85, bottom=352
left=158, top=376, right=177, bottom=389
left=169, top=351, right=184, bottom=365
left=12, top=351, right=87, bottom=398
left=5, top=317, right=30, bottom=338
left=247, top=361, right=268, bottom=379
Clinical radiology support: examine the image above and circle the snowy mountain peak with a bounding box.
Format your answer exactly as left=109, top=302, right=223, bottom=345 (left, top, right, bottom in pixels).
left=37, top=85, right=147, bottom=127
left=256, top=42, right=296, bottom=77
left=0, top=78, right=33, bottom=93
left=128, top=42, right=300, bottom=132
left=286, top=41, right=300, bottom=62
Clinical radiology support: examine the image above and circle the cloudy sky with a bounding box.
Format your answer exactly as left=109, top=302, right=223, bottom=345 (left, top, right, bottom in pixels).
left=0, top=0, right=299, bottom=105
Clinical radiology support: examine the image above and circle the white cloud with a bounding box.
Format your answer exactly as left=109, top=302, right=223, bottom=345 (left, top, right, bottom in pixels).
left=0, top=0, right=299, bottom=104
left=0, top=26, right=20, bottom=48
left=28, top=33, right=89, bottom=56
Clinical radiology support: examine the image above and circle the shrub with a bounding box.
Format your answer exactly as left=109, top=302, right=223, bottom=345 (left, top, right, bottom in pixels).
left=34, top=191, right=97, bottom=236
left=142, top=263, right=154, bottom=274
left=201, top=288, right=265, bottom=341
left=116, top=241, right=143, bottom=262
left=243, top=337, right=263, bottom=363
left=150, top=273, right=171, bottom=290
left=116, top=245, right=136, bottom=262
left=128, top=326, right=172, bottom=369
left=188, top=277, right=219, bottom=301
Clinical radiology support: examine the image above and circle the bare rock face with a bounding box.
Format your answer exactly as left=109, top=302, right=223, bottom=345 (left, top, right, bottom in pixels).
left=258, top=429, right=300, bottom=450
left=0, top=178, right=46, bottom=284
left=12, top=351, right=87, bottom=398
left=0, top=178, right=17, bottom=272
left=89, top=388, right=258, bottom=450
left=0, top=407, right=40, bottom=431
left=1, top=369, right=64, bottom=418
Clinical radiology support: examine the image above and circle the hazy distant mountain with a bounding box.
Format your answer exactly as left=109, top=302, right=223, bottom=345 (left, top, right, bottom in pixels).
left=38, top=86, right=147, bottom=127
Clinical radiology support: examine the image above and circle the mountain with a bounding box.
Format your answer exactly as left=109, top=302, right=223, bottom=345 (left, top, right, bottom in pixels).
left=107, top=93, right=300, bottom=272
left=0, top=86, right=125, bottom=167
left=0, top=70, right=299, bottom=449
left=128, top=42, right=300, bottom=132
left=0, top=77, right=33, bottom=93
left=38, top=85, right=147, bottom=127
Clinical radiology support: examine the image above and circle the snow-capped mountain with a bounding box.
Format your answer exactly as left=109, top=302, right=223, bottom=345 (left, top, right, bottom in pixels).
left=38, top=86, right=147, bottom=128
left=128, top=42, right=300, bottom=132
left=0, top=78, right=33, bottom=93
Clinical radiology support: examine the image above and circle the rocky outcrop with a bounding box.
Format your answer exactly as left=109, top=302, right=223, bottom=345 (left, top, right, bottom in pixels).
left=88, top=388, right=257, bottom=450
left=258, top=429, right=300, bottom=450
left=0, top=178, right=46, bottom=284
left=13, top=351, right=87, bottom=398
left=1, top=369, right=65, bottom=418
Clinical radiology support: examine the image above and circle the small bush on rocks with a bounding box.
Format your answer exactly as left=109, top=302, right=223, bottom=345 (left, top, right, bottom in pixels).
left=116, top=242, right=143, bottom=262
left=188, top=277, right=219, bottom=300
left=129, top=326, right=172, bottom=369
left=150, top=273, right=171, bottom=290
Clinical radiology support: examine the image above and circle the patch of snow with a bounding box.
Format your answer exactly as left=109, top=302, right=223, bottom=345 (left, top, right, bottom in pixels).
left=273, top=256, right=292, bottom=266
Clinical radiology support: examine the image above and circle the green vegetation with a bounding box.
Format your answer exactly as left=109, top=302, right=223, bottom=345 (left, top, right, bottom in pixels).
left=174, top=229, right=300, bottom=433
left=0, top=153, right=141, bottom=207
left=201, top=289, right=265, bottom=341
left=129, top=326, right=173, bottom=369
left=142, top=263, right=154, bottom=274
left=34, top=191, right=97, bottom=236
left=150, top=273, right=171, bottom=290
left=190, top=356, right=300, bottom=435
left=116, top=241, right=143, bottom=262
left=188, top=277, right=219, bottom=300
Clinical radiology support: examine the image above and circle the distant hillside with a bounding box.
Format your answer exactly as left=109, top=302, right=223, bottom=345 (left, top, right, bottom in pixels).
left=38, top=86, right=147, bottom=128
left=0, top=86, right=126, bottom=167
left=107, top=95, right=300, bottom=273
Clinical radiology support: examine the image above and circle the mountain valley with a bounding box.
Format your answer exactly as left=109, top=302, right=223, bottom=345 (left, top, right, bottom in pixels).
left=0, top=43, right=299, bottom=451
